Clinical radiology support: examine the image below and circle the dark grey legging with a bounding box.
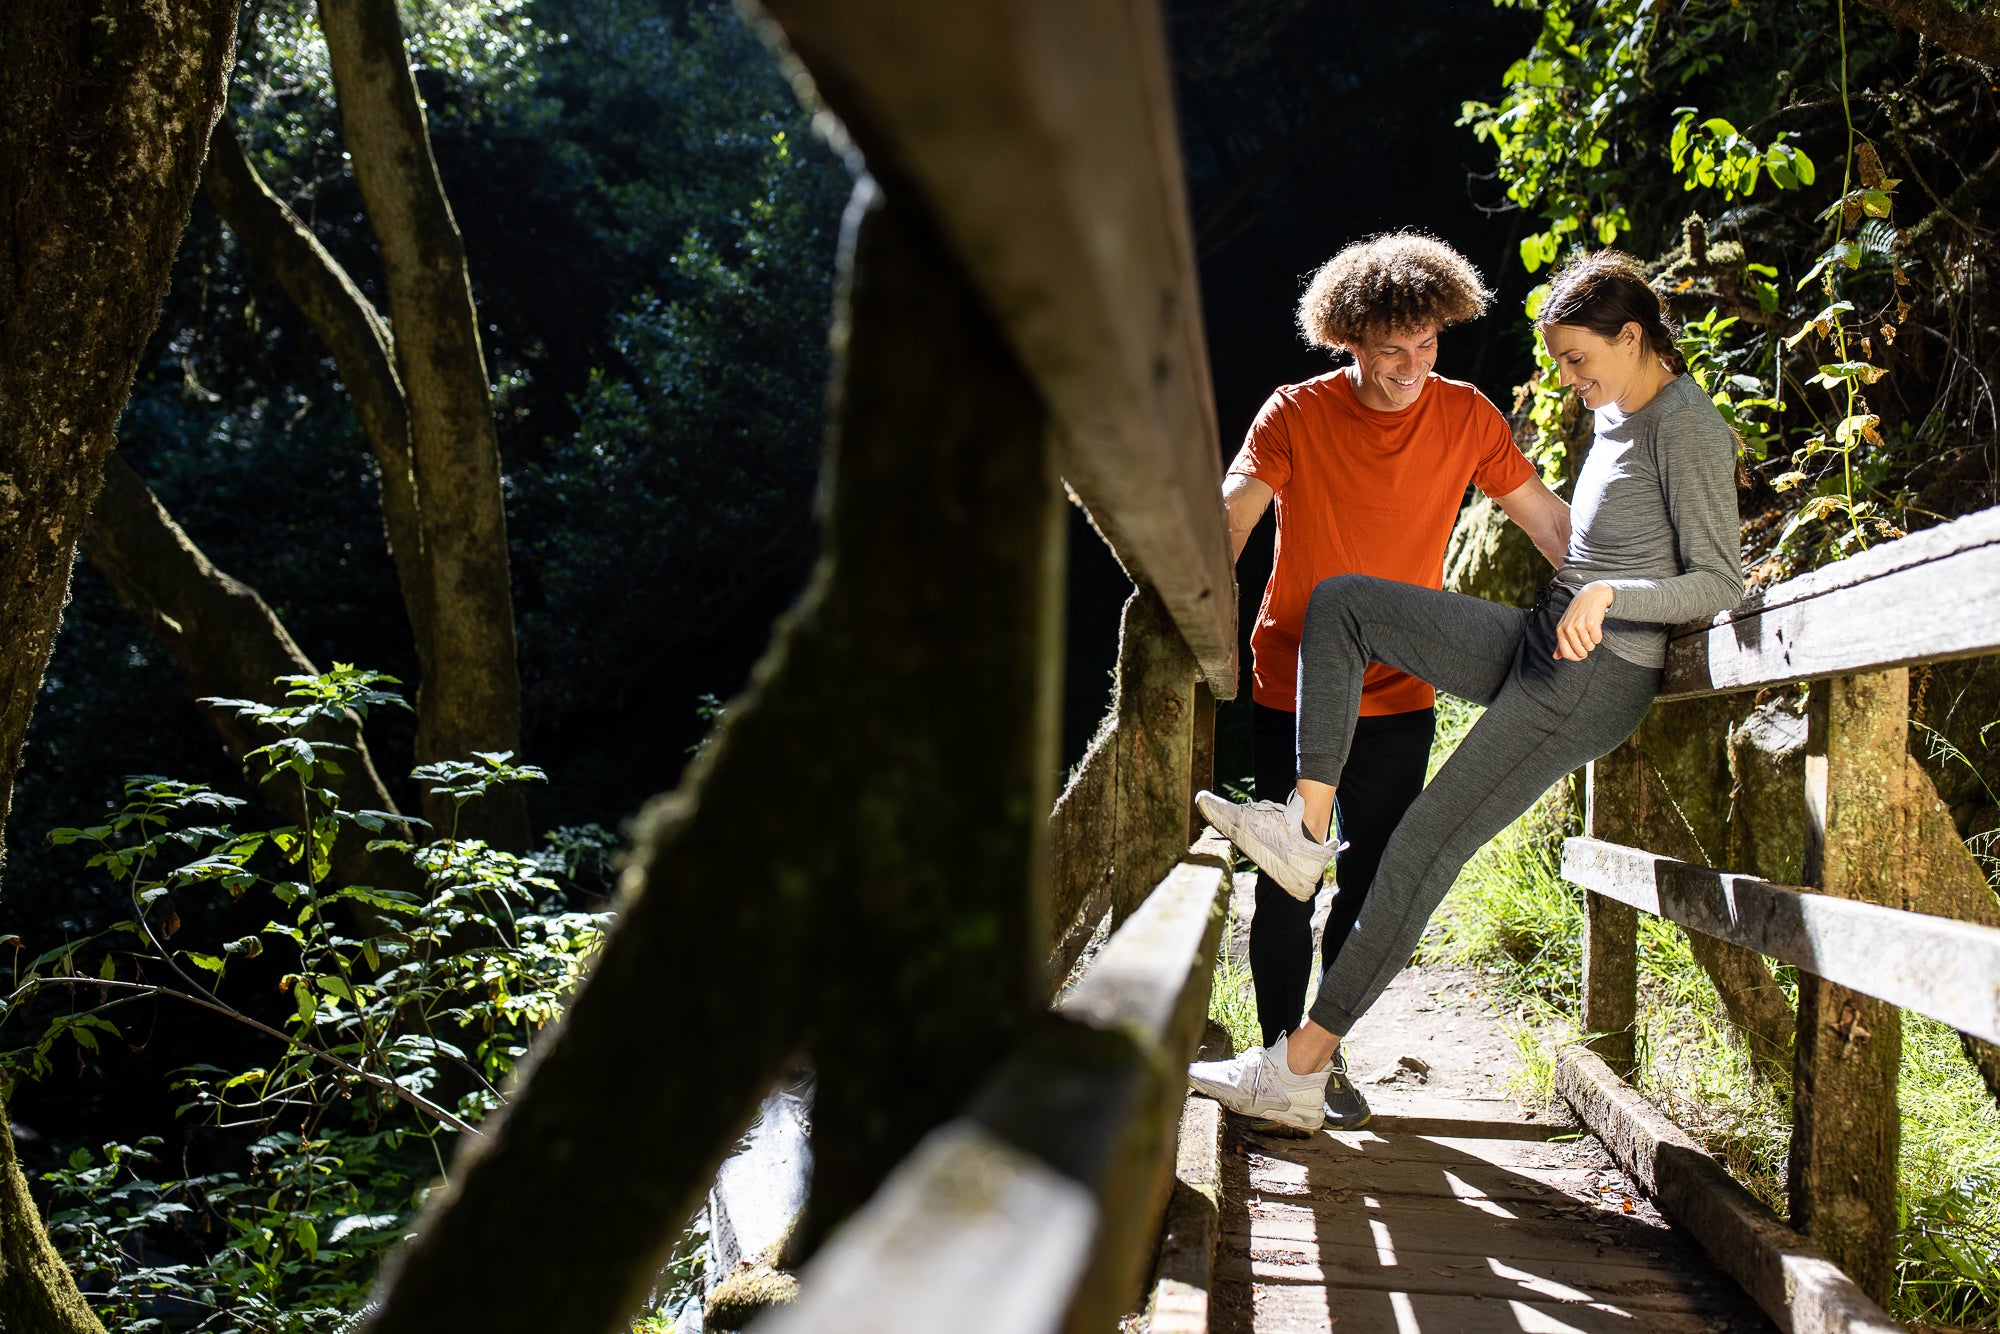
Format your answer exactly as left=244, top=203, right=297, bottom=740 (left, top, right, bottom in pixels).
left=1297, top=574, right=1661, bottom=1035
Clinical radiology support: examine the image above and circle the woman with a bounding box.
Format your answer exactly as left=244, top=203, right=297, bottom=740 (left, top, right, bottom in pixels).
left=1189, top=250, right=1745, bottom=1131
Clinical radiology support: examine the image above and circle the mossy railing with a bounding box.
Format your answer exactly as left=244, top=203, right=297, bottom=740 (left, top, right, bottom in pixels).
left=1569, top=504, right=2000, bottom=1324
left=356, top=3, right=1238, bottom=1331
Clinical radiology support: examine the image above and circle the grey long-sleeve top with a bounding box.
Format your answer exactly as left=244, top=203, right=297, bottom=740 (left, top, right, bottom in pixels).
left=1554, top=373, right=1746, bottom=669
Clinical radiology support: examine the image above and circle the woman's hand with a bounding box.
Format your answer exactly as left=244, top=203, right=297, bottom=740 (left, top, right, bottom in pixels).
left=1554, top=582, right=1615, bottom=661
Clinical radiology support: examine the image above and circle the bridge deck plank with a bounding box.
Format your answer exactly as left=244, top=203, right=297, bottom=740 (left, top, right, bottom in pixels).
left=1203, top=965, right=1775, bottom=1333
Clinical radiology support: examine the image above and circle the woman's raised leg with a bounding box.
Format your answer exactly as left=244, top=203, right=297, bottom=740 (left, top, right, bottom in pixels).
left=1306, top=641, right=1661, bottom=1036
left=1294, top=575, right=1531, bottom=787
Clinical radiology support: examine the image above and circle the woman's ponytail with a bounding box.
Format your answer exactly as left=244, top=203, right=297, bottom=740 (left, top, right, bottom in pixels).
left=1538, top=250, right=1684, bottom=374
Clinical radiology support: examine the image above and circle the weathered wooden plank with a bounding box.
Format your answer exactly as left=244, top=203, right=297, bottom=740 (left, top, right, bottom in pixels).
left=1557, top=1047, right=1902, bottom=1334
left=1236, top=1282, right=1757, bottom=1334
left=1239, top=1196, right=1673, bottom=1264
left=1148, top=1095, right=1223, bottom=1334
left=1235, top=1243, right=1742, bottom=1314
left=1661, top=505, right=2000, bottom=699
left=749, top=0, right=1237, bottom=695
left=1560, top=837, right=2000, bottom=1045
left=1048, top=590, right=1203, bottom=989
left=750, top=1123, right=1096, bottom=1334
left=750, top=842, right=1230, bottom=1333
left=1582, top=757, right=1641, bottom=1073
left=1791, top=674, right=1901, bottom=1302
left=362, top=176, right=1064, bottom=1334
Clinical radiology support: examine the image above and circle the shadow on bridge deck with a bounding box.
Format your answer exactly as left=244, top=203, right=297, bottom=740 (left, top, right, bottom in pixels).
left=1210, top=1115, right=1775, bottom=1333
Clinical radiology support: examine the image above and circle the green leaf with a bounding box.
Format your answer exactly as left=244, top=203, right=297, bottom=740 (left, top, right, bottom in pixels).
left=187, top=953, right=226, bottom=975
left=99, top=954, right=117, bottom=981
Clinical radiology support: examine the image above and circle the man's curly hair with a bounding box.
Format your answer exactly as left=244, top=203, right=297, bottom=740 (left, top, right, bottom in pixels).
left=1296, top=232, right=1494, bottom=351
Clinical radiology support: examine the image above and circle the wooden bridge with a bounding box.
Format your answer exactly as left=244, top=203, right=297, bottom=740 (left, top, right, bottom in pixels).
left=346, top=4, right=2000, bottom=1333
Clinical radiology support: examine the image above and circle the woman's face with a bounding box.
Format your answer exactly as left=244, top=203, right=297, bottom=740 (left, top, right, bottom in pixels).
left=1541, top=320, right=1646, bottom=411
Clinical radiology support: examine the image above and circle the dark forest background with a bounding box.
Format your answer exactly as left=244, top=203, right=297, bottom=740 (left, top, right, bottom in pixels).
left=3, top=0, right=1543, bottom=960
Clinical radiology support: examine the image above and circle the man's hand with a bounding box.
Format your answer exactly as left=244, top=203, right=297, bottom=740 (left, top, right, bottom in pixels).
left=1493, top=476, right=1572, bottom=569
left=1224, top=473, right=1275, bottom=564
left=1554, top=582, right=1615, bottom=660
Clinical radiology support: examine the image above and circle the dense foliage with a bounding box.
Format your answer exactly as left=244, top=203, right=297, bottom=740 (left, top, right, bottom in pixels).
left=1463, top=0, right=1999, bottom=576
left=6, top=0, right=851, bottom=944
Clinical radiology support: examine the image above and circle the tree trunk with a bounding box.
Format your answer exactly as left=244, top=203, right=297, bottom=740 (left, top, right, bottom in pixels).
left=0, top=1102, right=105, bottom=1334
left=200, top=116, right=434, bottom=661
left=1854, top=0, right=2000, bottom=68
left=0, top=1, right=239, bottom=1327
left=82, top=451, right=419, bottom=908
left=318, top=0, right=526, bottom=848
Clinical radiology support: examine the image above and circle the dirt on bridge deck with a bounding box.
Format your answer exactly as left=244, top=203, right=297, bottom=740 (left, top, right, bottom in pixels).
left=1206, top=956, right=1776, bottom=1333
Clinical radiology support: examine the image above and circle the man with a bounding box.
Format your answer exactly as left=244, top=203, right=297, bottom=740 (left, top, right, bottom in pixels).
left=1223, top=231, right=1569, bottom=1129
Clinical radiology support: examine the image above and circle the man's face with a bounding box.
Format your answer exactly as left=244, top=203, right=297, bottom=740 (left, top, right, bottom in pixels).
left=1348, top=324, right=1439, bottom=412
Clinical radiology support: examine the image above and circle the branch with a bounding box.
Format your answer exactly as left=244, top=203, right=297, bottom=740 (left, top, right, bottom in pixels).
left=200, top=115, right=433, bottom=650
left=1853, top=0, right=2000, bottom=68
left=27, top=974, right=477, bottom=1136
left=1905, top=139, right=2000, bottom=250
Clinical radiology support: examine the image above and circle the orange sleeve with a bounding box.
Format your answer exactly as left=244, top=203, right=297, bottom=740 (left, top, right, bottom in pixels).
left=1227, top=391, right=1293, bottom=493
left=1468, top=391, right=1536, bottom=498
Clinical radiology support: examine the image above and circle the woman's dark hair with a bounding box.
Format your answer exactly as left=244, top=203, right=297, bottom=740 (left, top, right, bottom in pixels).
left=1537, top=250, right=1687, bottom=374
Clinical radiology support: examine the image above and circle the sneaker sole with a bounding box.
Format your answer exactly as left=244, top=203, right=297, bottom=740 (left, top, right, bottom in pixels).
left=1239, top=1112, right=1321, bottom=1137
left=1194, top=794, right=1321, bottom=902
left=1187, top=1083, right=1325, bottom=1135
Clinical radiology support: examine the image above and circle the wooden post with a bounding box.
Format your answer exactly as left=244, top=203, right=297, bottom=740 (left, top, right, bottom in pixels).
left=360, top=175, right=1066, bottom=1332
left=1582, top=754, right=1641, bottom=1074
left=797, top=175, right=1068, bottom=1249
left=1047, top=589, right=1199, bottom=984
left=1107, top=592, right=1200, bottom=927
left=1189, top=680, right=1216, bottom=846
left=1792, top=671, right=1904, bottom=1304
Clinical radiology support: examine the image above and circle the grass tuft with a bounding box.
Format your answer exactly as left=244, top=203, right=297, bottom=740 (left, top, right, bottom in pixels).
left=1208, top=895, right=1261, bottom=1056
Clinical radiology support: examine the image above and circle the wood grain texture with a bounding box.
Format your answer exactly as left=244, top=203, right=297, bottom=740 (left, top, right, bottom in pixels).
left=748, top=0, right=1237, bottom=694
left=1661, top=506, right=2000, bottom=699
left=1149, top=1095, right=1224, bottom=1334
left=1791, top=675, right=1902, bottom=1303
left=1559, top=837, right=2000, bottom=1044
left=1557, top=1047, right=1902, bottom=1334
left=1581, top=759, right=1641, bottom=1073
left=1048, top=589, right=1203, bottom=985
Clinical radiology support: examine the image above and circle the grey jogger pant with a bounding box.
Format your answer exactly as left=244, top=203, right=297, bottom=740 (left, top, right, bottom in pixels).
left=1297, top=575, right=1661, bottom=1035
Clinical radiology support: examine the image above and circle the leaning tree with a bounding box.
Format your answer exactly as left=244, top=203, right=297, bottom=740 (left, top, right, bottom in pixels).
left=0, top=2, right=240, bottom=1329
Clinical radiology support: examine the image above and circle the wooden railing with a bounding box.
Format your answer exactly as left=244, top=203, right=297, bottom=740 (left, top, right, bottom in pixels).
left=753, top=837, right=1233, bottom=1333
left=734, top=0, right=1236, bottom=1328
left=758, top=0, right=1237, bottom=698
left=1563, top=504, right=2000, bottom=1328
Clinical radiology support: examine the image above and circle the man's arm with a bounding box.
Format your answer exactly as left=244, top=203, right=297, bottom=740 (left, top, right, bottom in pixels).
left=1224, top=472, right=1275, bottom=564
left=1492, top=476, right=1571, bottom=570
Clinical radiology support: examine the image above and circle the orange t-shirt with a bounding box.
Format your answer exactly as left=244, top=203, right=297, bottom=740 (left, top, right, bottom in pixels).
left=1228, top=369, right=1534, bottom=715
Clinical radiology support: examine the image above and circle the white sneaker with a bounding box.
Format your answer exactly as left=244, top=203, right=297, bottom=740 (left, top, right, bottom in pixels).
left=1186, top=1034, right=1331, bottom=1133
left=1194, top=789, right=1339, bottom=902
